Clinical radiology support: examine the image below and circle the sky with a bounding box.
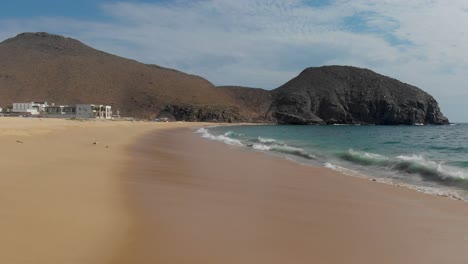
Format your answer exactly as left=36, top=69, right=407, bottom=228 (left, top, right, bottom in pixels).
left=0, top=0, right=467, bottom=122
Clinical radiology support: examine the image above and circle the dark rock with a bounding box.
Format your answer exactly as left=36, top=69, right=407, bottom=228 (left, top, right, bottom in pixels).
left=158, top=104, right=247, bottom=123
left=269, top=66, right=449, bottom=125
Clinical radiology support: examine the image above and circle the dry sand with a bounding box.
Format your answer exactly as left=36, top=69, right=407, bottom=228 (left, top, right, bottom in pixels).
left=0, top=118, right=205, bottom=264
left=118, top=127, right=468, bottom=264
left=1, top=118, right=468, bottom=264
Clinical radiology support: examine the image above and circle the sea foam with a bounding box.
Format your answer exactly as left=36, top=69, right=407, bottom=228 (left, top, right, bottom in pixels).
left=337, top=149, right=468, bottom=184
left=195, top=128, right=243, bottom=146
left=250, top=143, right=315, bottom=160
left=257, top=137, right=277, bottom=144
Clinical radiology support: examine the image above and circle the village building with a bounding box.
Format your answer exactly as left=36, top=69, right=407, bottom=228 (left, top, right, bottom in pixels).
left=76, top=104, right=112, bottom=119
left=10, top=101, right=113, bottom=119
left=44, top=105, right=76, bottom=118
left=12, top=102, right=48, bottom=115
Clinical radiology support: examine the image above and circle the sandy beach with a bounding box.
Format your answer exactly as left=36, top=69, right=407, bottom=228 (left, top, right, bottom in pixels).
left=119, top=127, right=468, bottom=264
left=0, top=118, right=206, bottom=264
left=1, top=118, right=468, bottom=263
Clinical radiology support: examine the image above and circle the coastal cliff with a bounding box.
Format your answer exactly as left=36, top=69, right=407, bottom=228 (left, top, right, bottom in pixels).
left=269, top=66, right=449, bottom=125
left=0, top=32, right=449, bottom=124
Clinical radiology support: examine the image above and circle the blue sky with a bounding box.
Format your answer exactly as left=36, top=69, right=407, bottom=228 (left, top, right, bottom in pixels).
left=0, top=0, right=467, bottom=122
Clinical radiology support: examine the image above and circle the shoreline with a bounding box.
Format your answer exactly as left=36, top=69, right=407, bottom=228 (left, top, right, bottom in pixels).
left=2, top=119, right=467, bottom=263
left=119, top=126, right=468, bottom=263
left=197, top=125, right=467, bottom=202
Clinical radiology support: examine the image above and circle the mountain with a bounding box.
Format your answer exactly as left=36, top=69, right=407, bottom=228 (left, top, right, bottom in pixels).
left=269, top=66, right=449, bottom=125
left=0, top=32, right=449, bottom=125
left=0, top=32, right=253, bottom=121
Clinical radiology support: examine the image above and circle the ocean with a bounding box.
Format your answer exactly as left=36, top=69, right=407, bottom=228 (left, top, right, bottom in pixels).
left=196, top=124, right=468, bottom=200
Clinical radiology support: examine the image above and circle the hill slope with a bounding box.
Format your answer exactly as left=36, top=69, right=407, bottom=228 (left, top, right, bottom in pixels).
left=0, top=33, right=449, bottom=124
left=217, top=86, right=273, bottom=122
left=269, top=66, right=449, bottom=125
left=0, top=32, right=248, bottom=120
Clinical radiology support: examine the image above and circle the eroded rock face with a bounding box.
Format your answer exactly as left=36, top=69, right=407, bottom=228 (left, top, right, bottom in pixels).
left=158, top=105, right=247, bottom=123
left=269, top=66, right=449, bottom=125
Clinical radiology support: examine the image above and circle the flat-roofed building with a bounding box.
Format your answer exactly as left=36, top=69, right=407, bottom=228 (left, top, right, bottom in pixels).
left=12, top=101, right=48, bottom=115
left=44, top=105, right=76, bottom=118
left=76, top=104, right=112, bottom=119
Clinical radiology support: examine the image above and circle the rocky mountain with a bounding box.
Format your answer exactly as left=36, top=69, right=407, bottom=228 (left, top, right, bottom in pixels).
left=0, top=32, right=449, bottom=125
left=269, top=66, right=449, bottom=125
left=0, top=32, right=254, bottom=121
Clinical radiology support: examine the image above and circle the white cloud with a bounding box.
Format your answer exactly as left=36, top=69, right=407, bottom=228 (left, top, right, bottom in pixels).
left=0, top=0, right=467, bottom=121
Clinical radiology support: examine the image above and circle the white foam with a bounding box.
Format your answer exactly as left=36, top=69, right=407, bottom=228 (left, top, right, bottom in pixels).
left=324, top=162, right=362, bottom=177
left=396, top=154, right=427, bottom=162
left=324, top=162, right=465, bottom=201
left=248, top=142, right=315, bottom=159
left=348, top=149, right=389, bottom=161
left=396, top=154, right=468, bottom=180
left=195, top=128, right=243, bottom=146
left=258, top=137, right=276, bottom=143
left=436, top=164, right=468, bottom=179
left=272, top=144, right=303, bottom=153
left=251, top=144, right=271, bottom=151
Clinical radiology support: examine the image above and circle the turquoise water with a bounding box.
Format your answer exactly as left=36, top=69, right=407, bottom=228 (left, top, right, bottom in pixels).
left=196, top=124, right=468, bottom=200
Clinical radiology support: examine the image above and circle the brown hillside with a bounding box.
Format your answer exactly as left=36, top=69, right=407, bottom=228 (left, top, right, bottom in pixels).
left=0, top=32, right=238, bottom=118
left=0, top=32, right=449, bottom=124
left=217, top=86, right=273, bottom=122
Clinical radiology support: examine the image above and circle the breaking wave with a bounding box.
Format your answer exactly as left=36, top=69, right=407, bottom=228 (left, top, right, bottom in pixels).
left=196, top=128, right=315, bottom=160
left=196, top=127, right=468, bottom=193
left=250, top=143, right=316, bottom=160
left=257, top=137, right=277, bottom=144
left=336, top=149, right=468, bottom=188
left=195, top=128, right=242, bottom=146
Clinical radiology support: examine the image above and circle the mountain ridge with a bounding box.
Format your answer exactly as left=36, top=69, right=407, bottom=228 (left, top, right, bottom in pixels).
left=0, top=32, right=449, bottom=124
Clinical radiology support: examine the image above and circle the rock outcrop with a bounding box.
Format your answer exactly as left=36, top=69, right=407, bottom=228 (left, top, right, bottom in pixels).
left=158, top=104, right=246, bottom=123
left=269, top=66, right=449, bottom=125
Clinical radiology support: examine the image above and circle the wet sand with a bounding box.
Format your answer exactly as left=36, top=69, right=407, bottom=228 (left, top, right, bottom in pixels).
left=119, top=127, right=468, bottom=264
left=0, top=118, right=207, bottom=264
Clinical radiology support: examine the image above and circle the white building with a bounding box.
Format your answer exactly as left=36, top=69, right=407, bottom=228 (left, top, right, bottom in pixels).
left=12, top=102, right=48, bottom=115
left=76, top=104, right=112, bottom=119
left=10, top=102, right=112, bottom=119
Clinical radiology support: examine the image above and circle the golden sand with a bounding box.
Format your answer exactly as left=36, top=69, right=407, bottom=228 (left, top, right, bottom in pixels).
left=1, top=118, right=468, bottom=263
left=0, top=118, right=204, bottom=264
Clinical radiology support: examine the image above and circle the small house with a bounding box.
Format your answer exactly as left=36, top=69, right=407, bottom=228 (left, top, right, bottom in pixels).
left=76, top=104, right=112, bottom=119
